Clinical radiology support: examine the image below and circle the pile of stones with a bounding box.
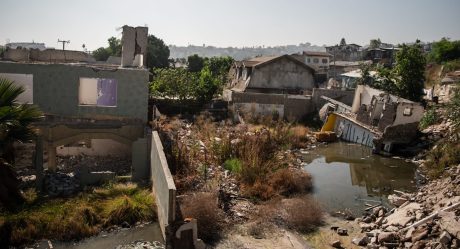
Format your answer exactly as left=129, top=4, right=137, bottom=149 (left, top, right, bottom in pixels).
left=348, top=164, right=460, bottom=248
left=43, top=172, right=80, bottom=197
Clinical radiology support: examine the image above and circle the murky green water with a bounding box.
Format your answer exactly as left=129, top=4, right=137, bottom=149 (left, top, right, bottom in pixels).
left=302, top=142, right=417, bottom=215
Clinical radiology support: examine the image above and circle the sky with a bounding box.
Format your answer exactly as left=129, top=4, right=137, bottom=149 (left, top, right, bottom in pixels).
left=1, top=0, right=459, bottom=51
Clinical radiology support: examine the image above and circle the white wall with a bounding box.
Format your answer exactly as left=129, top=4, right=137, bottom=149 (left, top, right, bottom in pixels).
left=352, top=85, right=386, bottom=113
left=392, top=102, right=424, bottom=125
left=78, top=77, right=98, bottom=105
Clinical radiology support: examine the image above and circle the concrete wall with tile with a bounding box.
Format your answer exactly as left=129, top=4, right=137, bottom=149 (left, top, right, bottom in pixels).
left=0, top=62, right=149, bottom=122
left=248, top=56, right=315, bottom=91
left=151, top=131, right=176, bottom=239
left=231, top=91, right=314, bottom=121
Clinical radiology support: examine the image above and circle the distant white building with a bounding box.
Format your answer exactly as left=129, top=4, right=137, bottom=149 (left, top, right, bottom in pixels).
left=6, top=42, right=46, bottom=51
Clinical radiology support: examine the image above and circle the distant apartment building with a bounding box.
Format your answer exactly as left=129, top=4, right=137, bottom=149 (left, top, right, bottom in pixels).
left=292, top=51, right=332, bottom=82
left=6, top=42, right=47, bottom=50
left=326, top=40, right=362, bottom=61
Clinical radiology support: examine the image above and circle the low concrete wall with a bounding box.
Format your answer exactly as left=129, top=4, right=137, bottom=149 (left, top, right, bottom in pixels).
left=230, top=91, right=314, bottom=121
left=312, top=88, right=355, bottom=109
left=4, top=48, right=95, bottom=63
left=151, top=131, right=176, bottom=240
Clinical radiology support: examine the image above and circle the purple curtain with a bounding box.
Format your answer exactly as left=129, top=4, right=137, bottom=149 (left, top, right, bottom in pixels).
left=97, top=78, right=117, bottom=106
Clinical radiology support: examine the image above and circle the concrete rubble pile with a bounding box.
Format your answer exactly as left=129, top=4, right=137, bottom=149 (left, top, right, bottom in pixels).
left=350, top=164, right=460, bottom=249
left=116, top=240, right=165, bottom=249
left=421, top=120, right=454, bottom=143
left=44, top=172, right=80, bottom=197
left=56, top=155, right=131, bottom=175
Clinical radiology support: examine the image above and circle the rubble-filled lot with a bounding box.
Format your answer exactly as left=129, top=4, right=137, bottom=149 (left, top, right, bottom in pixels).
left=341, top=164, right=460, bottom=249
left=154, top=114, right=324, bottom=245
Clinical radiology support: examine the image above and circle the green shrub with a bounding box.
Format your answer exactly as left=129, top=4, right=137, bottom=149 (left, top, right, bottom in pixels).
left=223, top=158, right=242, bottom=174
left=419, top=108, right=438, bottom=129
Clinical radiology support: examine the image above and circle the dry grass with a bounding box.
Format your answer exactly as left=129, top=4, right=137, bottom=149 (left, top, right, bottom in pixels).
left=424, top=141, right=460, bottom=178
left=180, top=192, right=224, bottom=243
left=269, top=168, right=313, bottom=197
left=0, top=183, right=156, bottom=247
left=158, top=114, right=315, bottom=200
left=283, top=196, right=324, bottom=232
left=242, top=180, right=276, bottom=201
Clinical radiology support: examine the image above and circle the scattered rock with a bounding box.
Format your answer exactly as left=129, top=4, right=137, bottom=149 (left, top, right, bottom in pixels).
left=439, top=211, right=460, bottom=238
left=411, top=227, right=428, bottom=242
left=352, top=235, right=369, bottom=246
left=411, top=240, right=426, bottom=249
left=388, top=194, right=408, bottom=207
left=439, top=231, right=451, bottom=246
left=337, top=228, right=348, bottom=236
left=377, top=232, right=397, bottom=243
left=331, top=240, right=341, bottom=248
left=121, top=221, right=131, bottom=228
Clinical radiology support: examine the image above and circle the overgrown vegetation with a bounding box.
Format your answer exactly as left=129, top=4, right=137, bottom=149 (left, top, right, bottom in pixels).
left=419, top=108, right=438, bottom=129
left=150, top=56, right=233, bottom=105
left=160, top=114, right=314, bottom=201
left=423, top=88, right=460, bottom=178
left=0, top=183, right=156, bottom=247
left=428, top=38, right=460, bottom=63
left=447, top=88, right=460, bottom=129
left=424, top=141, right=460, bottom=178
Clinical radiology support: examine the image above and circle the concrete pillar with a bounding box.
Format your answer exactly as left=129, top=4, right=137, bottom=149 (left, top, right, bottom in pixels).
left=121, top=25, right=136, bottom=67
left=121, top=25, right=148, bottom=68
left=47, top=143, right=57, bottom=171
left=135, top=26, right=148, bottom=66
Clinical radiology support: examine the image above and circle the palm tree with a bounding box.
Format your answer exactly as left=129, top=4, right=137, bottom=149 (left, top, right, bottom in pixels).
left=0, top=77, right=43, bottom=162
left=0, top=77, right=43, bottom=209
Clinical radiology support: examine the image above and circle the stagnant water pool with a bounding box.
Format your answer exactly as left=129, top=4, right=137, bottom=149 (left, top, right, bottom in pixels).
left=301, top=142, right=418, bottom=215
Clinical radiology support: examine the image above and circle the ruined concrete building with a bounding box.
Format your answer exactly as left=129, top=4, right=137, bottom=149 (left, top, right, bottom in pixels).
left=224, top=55, right=316, bottom=120
left=321, top=85, right=424, bottom=153
left=0, top=25, right=150, bottom=183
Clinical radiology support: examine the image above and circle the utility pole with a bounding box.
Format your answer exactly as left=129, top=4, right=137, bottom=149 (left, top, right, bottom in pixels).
left=57, top=39, right=70, bottom=51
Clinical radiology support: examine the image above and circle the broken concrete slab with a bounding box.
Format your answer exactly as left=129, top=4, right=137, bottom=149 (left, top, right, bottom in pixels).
left=439, top=211, right=460, bottom=239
